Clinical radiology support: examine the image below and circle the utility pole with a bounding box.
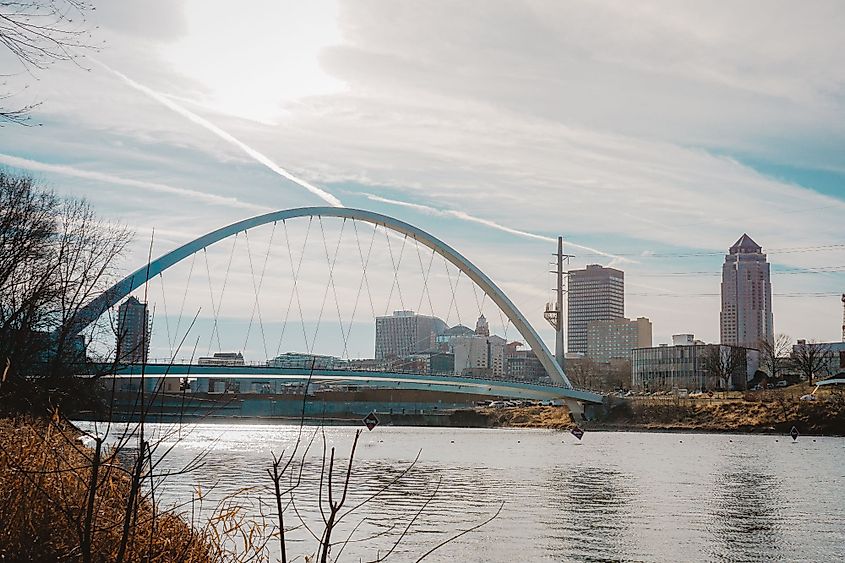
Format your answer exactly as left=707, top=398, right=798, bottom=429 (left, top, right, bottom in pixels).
left=544, top=236, right=572, bottom=372
left=841, top=293, right=844, bottom=342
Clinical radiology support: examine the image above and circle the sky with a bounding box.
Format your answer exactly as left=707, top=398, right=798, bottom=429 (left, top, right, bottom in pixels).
left=1, top=0, right=844, bottom=360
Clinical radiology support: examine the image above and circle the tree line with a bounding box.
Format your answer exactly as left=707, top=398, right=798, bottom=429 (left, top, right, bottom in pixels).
left=0, top=169, right=131, bottom=415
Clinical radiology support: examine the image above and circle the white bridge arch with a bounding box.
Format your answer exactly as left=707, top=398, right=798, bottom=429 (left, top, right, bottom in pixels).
left=71, top=207, right=573, bottom=388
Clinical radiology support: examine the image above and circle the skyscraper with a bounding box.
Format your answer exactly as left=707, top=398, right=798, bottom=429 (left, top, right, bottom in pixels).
left=720, top=234, right=773, bottom=348
left=567, top=265, right=624, bottom=355
left=116, top=296, right=150, bottom=364
left=374, top=310, right=447, bottom=359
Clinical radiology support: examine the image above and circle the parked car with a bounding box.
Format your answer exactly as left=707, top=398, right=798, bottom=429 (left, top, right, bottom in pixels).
left=775, top=380, right=789, bottom=388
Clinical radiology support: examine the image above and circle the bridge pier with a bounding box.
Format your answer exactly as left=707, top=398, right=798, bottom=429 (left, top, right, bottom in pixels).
left=563, top=398, right=604, bottom=422
left=563, top=398, right=583, bottom=421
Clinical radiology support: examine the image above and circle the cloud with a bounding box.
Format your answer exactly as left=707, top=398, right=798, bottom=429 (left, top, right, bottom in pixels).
left=0, top=153, right=270, bottom=212
left=5, top=1, right=844, bottom=345
left=363, top=193, right=633, bottom=263
left=94, top=59, right=344, bottom=208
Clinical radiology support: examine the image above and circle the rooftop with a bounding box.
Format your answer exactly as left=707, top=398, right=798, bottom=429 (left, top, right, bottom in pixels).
left=729, top=233, right=762, bottom=254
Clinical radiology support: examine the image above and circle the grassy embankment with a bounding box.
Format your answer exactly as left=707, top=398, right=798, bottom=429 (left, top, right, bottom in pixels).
left=0, top=418, right=224, bottom=562
left=479, top=386, right=845, bottom=435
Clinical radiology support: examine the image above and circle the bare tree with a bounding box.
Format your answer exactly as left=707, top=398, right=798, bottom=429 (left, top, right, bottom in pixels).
left=1, top=1, right=97, bottom=124
left=566, top=358, right=601, bottom=390
left=605, top=360, right=631, bottom=391
left=758, top=333, right=791, bottom=383
left=702, top=345, right=748, bottom=390
left=791, top=340, right=832, bottom=385
left=0, top=170, right=131, bottom=415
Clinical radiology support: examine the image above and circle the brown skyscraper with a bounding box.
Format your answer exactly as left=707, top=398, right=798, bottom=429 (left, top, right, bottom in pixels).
left=567, top=265, right=624, bottom=355
left=720, top=234, right=774, bottom=349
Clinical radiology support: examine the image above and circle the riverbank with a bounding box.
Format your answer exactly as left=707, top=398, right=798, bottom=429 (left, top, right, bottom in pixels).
left=597, top=393, right=845, bottom=435
left=475, top=387, right=845, bottom=435
left=0, top=418, right=220, bottom=562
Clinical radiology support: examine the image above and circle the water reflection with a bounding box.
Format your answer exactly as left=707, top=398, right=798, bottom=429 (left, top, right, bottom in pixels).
left=705, top=454, right=786, bottom=561
left=543, top=464, right=637, bottom=562
left=74, top=423, right=845, bottom=562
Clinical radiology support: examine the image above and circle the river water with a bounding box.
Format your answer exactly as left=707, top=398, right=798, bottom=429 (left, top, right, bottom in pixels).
left=77, top=422, right=845, bottom=562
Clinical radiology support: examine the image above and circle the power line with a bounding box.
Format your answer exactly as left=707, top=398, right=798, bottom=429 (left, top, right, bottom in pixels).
left=627, top=291, right=840, bottom=298
left=635, top=265, right=845, bottom=277
left=577, top=243, right=845, bottom=259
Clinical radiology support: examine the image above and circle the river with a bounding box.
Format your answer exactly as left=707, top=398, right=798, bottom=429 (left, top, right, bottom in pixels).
left=76, top=422, right=845, bottom=562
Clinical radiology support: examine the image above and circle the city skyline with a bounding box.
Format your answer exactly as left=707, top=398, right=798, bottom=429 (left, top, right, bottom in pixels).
left=1, top=1, right=843, bottom=353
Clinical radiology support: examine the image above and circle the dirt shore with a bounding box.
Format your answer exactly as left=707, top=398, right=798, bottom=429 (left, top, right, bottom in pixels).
left=476, top=387, right=845, bottom=435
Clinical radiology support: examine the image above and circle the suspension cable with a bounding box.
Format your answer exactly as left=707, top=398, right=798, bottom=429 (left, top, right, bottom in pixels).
left=442, top=256, right=463, bottom=327
left=470, top=282, right=484, bottom=318
left=414, top=239, right=437, bottom=317
left=157, top=272, right=173, bottom=358
left=206, top=233, right=238, bottom=355
left=344, top=220, right=379, bottom=359
left=201, top=249, right=217, bottom=354
left=352, top=220, right=378, bottom=320
left=275, top=217, right=313, bottom=357
left=314, top=216, right=349, bottom=356
left=242, top=223, right=275, bottom=360
left=172, top=251, right=197, bottom=353
left=310, top=216, right=347, bottom=355
left=383, top=229, right=408, bottom=315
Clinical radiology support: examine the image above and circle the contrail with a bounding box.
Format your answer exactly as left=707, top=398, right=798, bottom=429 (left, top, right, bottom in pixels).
left=0, top=153, right=271, bottom=212
left=95, top=59, right=343, bottom=208
left=364, top=193, right=633, bottom=263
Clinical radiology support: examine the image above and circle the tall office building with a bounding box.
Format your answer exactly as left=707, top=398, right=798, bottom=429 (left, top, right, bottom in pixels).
left=720, top=234, right=773, bottom=348
left=374, top=310, right=447, bottom=359
left=586, top=316, right=652, bottom=362
left=116, top=296, right=150, bottom=364
left=567, top=265, right=625, bottom=355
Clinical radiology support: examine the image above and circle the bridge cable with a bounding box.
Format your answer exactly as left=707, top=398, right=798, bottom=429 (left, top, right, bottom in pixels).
left=470, top=282, right=484, bottom=319
left=494, top=304, right=511, bottom=342
left=172, top=250, right=197, bottom=357
left=383, top=228, right=408, bottom=315
left=412, top=238, right=439, bottom=353
left=317, top=216, right=350, bottom=357
left=242, top=223, right=275, bottom=360
left=343, top=220, right=379, bottom=359
left=201, top=248, right=218, bottom=354
left=351, top=220, right=378, bottom=320
left=157, top=272, right=174, bottom=358
left=442, top=256, right=464, bottom=328
left=413, top=238, right=437, bottom=319
left=274, top=219, right=300, bottom=357
left=276, top=217, right=314, bottom=356
left=309, top=216, right=346, bottom=354
left=205, top=233, right=238, bottom=355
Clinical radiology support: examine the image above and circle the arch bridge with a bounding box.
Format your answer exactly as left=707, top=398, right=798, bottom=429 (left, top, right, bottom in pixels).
left=71, top=207, right=603, bottom=406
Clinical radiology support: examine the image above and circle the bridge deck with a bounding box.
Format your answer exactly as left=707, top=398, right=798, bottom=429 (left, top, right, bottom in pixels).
left=100, top=364, right=604, bottom=404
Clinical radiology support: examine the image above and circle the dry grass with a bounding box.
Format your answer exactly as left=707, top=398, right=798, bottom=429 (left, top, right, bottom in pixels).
left=481, top=406, right=575, bottom=429
left=0, top=417, right=220, bottom=563
left=612, top=391, right=845, bottom=434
